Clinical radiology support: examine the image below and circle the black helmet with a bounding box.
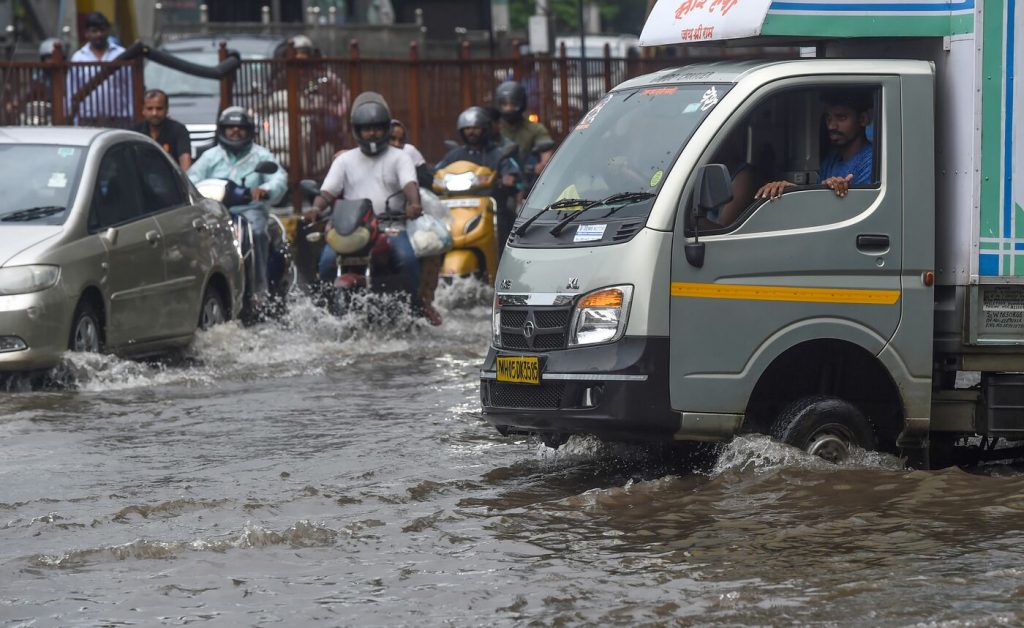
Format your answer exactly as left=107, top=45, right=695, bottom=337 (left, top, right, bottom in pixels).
left=216, top=106, right=255, bottom=155
left=351, top=99, right=391, bottom=156
left=457, top=106, right=490, bottom=146
left=495, top=80, right=527, bottom=122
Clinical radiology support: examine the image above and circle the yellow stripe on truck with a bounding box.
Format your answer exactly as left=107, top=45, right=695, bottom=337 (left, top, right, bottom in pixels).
left=670, top=282, right=901, bottom=305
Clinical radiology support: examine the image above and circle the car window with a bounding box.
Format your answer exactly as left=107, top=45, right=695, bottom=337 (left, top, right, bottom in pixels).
left=89, top=144, right=145, bottom=231
left=133, top=144, right=186, bottom=213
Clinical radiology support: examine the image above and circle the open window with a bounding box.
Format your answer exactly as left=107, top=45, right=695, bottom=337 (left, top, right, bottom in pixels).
left=697, top=83, right=882, bottom=232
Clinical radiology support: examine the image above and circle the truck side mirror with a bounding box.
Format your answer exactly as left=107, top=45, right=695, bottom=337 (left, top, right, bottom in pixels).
left=685, top=164, right=733, bottom=268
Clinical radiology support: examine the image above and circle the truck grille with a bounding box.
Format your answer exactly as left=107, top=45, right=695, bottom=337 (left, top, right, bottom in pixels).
left=483, top=380, right=566, bottom=409
left=499, top=306, right=572, bottom=352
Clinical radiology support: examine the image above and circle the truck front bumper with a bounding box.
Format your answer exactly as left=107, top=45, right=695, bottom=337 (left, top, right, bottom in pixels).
left=480, top=336, right=688, bottom=443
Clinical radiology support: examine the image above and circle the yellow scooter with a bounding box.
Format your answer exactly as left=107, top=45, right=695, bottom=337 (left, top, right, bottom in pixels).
left=433, top=160, right=500, bottom=285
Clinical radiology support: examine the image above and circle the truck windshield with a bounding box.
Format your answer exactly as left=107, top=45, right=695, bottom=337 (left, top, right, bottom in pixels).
left=523, top=84, right=730, bottom=223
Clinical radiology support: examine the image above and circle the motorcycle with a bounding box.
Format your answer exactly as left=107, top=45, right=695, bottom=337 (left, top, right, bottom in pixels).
left=194, top=161, right=294, bottom=322
left=298, top=181, right=413, bottom=322
left=432, top=144, right=517, bottom=285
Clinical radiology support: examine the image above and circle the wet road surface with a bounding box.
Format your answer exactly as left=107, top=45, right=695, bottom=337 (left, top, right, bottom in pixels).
left=3, top=283, right=1024, bottom=626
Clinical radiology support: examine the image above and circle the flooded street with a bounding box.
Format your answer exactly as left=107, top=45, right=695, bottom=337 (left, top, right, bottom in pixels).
left=3, top=284, right=1024, bottom=626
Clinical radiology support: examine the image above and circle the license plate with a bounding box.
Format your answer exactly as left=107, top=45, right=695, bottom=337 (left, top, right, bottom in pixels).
left=496, top=356, right=541, bottom=385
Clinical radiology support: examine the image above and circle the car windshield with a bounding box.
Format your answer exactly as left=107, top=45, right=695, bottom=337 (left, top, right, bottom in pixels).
left=523, top=84, right=730, bottom=223
left=0, top=144, right=85, bottom=225
left=145, top=51, right=267, bottom=97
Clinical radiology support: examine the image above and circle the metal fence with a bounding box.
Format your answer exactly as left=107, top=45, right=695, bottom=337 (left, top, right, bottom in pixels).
left=0, top=41, right=790, bottom=209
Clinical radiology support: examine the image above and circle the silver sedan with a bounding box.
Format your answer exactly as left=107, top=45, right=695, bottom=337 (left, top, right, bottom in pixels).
left=0, top=127, right=244, bottom=372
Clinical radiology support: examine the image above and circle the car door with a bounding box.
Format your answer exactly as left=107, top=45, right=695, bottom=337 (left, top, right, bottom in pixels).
left=88, top=143, right=167, bottom=348
left=669, top=78, right=903, bottom=414
left=133, top=142, right=210, bottom=338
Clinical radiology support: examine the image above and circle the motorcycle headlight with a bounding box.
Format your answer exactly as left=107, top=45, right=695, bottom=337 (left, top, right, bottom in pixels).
left=444, top=172, right=478, bottom=192
left=464, top=213, right=483, bottom=235
left=569, top=285, right=633, bottom=347
left=0, top=265, right=60, bottom=296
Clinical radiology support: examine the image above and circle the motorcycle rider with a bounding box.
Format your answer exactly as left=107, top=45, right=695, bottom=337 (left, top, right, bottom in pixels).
left=496, top=80, right=554, bottom=186
left=188, top=106, right=287, bottom=305
left=303, top=92, right=429, bottom=320
left=437, top=106, right=520, bottom=256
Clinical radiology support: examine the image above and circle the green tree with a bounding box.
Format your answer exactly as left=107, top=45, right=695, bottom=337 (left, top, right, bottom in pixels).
left=509, top=0, right=646, bottom=34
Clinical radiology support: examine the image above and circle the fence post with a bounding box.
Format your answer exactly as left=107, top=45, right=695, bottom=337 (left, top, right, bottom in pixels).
left=558, top=42, right=569, bottom=136
left=459, top=41, right=472, bottom=109
left=131, top=55, right=145, bottom=123
left=603, top=42, right=612, bottom=94
left=285, top=40, right=303, bottom=213
left=217, top=42, right=232, bottom=112
left=50, top=42, right=68, bottom=125
left=408, top=41, right=422, bottom=145
left=349, top=39, right=362, bottom=96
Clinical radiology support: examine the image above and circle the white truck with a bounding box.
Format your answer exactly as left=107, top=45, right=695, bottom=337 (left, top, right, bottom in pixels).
left=480, top=0, right=1023, bottom=468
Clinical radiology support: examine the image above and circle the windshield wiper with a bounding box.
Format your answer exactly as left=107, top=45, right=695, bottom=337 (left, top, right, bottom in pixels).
left=548, top=192, right=655, bottom=236
left=1, top=205, right=66, bottom=222
left=513, top=197, right=589, bottom=237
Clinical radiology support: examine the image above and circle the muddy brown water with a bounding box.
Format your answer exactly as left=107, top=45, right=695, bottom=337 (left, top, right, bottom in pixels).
left=2, top=284, right=1024, bottom=626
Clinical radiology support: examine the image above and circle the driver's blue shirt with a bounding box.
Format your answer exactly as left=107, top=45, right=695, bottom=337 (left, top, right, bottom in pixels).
left=820, top=141, right=873, bottom=184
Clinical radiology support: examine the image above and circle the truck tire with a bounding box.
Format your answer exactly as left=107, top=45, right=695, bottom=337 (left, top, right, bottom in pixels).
left=771, top=395, right=876, bottom=463
left=68, top=299, right=103, bottom=353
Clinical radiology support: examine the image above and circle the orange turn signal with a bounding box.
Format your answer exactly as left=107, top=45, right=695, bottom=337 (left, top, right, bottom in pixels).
left=579, top=288, right=624, bottom=308
left=528, top=113, right=540, bottom=123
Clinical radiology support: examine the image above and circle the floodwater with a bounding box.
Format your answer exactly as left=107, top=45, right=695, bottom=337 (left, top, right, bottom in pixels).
left=3, top=281, right=1024, bottom=626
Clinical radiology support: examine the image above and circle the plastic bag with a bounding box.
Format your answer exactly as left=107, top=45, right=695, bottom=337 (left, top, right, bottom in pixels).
left=420, top=188, right=451, bottom=224
left=407, top=213, right=453, bottom=257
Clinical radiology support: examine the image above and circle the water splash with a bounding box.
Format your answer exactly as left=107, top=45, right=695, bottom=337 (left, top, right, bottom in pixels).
left=709, top=434, right=905, bottom=477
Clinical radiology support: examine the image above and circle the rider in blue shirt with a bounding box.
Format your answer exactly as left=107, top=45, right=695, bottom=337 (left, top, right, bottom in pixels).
left=756, top=88, right=875, bottom=200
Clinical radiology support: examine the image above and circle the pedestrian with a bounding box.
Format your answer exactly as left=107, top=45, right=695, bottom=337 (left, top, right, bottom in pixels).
left=133, top=89, right=192, bottom=170
left=67, top=11, right=133, bottom=126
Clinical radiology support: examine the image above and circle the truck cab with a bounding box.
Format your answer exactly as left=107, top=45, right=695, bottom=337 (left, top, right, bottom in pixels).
left=480, top=0, right=1022, bottom=468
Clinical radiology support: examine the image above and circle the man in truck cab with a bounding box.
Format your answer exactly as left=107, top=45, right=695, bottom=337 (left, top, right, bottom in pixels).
left=755, top=88, right=874, bottom=201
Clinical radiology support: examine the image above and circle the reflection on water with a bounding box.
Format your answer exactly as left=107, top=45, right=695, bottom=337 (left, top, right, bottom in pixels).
left=2, top=280, right=1024, bottom=624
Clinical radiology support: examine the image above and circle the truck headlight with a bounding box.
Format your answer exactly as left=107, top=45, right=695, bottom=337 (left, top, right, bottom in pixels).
left=569, top=285, right=633, bottom=347
left=492, top=295, right=501, bottom=347
left=0, top=265, right=60, bottom=296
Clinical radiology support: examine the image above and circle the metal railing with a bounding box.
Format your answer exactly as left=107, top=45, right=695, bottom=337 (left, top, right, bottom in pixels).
left=1, top=40, right=793, bottom=210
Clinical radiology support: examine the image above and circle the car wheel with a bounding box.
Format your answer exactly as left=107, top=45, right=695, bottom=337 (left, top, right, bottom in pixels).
left=770, top=395, right=877, bottom=463
left=198, top=285, right=227, bottom=330
left=68, top=300, right=103, bottom=353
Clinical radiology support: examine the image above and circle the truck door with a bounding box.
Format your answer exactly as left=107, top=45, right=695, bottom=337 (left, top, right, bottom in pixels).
left=669, top=78, right=904, bottom=415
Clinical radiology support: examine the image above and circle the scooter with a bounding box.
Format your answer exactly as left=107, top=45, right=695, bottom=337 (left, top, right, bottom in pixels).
left=432, top=163, right=499, bottom=285
left=194, top=161, right=294, bottom=323
left=298, top=181, right=411, bottom=322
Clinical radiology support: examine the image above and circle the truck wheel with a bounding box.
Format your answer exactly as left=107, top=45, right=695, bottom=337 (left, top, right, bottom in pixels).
left=68, top=300, right=103, bottom=353
left=771, top=396, right=876, bottom=463
left=198, top=285, right=227, bottom=330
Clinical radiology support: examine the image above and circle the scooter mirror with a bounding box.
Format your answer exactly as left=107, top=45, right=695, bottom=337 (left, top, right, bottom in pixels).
left=254, top=161, right=279, bottom=175
left=298, top=179, right=320, bottom=199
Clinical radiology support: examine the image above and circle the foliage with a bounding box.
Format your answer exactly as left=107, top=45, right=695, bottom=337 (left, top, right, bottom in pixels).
left=509, top=0, right=641, bottom=34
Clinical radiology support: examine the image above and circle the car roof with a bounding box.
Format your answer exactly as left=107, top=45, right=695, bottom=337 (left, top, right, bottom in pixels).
left=0, top=126, right=114, bottom=146
left=159, top=34, right=287, bottom=57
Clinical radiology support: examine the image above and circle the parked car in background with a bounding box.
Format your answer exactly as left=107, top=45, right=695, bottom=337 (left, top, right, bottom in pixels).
left=144, top=34, right=288, bottom=158
left=0, top=127, right=243, bottom=372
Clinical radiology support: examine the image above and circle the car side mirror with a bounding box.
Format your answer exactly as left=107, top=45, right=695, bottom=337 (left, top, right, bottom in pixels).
left=685, top=164, right=733, bottom=268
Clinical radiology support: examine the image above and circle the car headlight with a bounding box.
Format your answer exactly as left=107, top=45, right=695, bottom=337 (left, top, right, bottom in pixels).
left=0, top=265, right=60, bottom=296
left=444, top=172, right=478, bottom=192
left=569, top=285, right=633, bottom=347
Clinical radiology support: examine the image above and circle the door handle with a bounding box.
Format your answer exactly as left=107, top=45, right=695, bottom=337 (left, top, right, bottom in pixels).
left=145, top=230, right=161, bottom=245
left=856, top=234, right=889, bottom=252
left=192, top=218, right=209, bottom=232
